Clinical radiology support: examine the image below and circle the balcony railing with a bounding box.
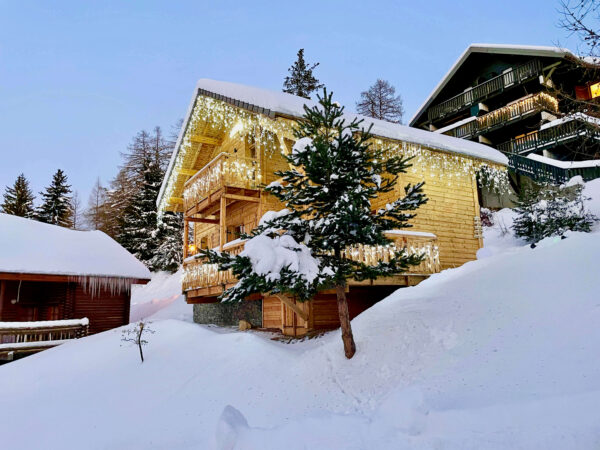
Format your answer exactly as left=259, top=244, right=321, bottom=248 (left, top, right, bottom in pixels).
left=183, top=152, right=260, bottom=212
left=0, top=318, right=89, bottom=357
left=497, top=119, right=600, bottom=154
left=183, top=232, right=440, bottom=294
left=444, top=92, right=559, bottom=139
left=428, top=59, right=543, bottom=123
left=507, top=153, right=600, bottom=184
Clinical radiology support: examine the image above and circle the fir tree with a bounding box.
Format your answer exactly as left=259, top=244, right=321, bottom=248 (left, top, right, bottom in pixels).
left=512, top=181, right=597, bottom=246
left=204, top=90, right=427, bottom=358
left=1, top=173, right=35, bottom=218
left=356, top=79, right=405, bottom=124
left=283, top=49, right=324, bottom=99
left=150, top=212, right=184, bottom=272
left=36, top=169, right=73, bottom=227
left=118, top=159, right=163, bottom=266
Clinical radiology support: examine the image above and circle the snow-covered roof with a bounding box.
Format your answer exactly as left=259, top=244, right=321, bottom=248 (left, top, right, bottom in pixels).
left=0, top=214, right=152, bottom=280
left=409, top=44, right=576, bottom=127
left=158, top=79, right=507, bottom=205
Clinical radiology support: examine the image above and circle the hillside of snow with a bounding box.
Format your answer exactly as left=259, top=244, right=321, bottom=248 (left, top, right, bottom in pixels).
left=0, top=181, right=599, bottom=449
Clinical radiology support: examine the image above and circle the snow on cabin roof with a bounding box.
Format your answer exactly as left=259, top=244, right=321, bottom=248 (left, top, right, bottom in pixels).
left=409, top=43, right=577, bottom=127
left=193, top=79, right=507, bottom=165
left=0, top=214, right=152, bottom=280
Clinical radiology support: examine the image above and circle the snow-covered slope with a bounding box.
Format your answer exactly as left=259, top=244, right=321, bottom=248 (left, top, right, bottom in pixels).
left=1, top=182, right=599, bottom=449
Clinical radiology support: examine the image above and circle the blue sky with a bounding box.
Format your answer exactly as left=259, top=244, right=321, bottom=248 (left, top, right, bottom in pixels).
left=0, top=1, right=581, bottom=206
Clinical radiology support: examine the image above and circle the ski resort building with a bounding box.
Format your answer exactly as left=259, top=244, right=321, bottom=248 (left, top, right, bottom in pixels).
left=157, top=79, right=508, bottom=336
left=0, top=214, right=151, bottom=356
left=410, top=44, right=600, bottom=185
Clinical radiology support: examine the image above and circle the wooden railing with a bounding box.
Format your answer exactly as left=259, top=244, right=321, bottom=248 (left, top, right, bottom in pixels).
left=507, top=153, right=600, bottom=184
left=183, top=152, right=260, bottom=212
left=0, top=318, right=89, bottom=357
left=444, top=92, right=559, bottom=139
left=428, top=59, right=543, bottom=122
left=497, top=119, right=600, bottom=154
left=183, top=233, right=440, bottom=293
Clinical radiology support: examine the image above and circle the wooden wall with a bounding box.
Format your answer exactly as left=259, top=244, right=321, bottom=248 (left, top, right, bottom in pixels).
left=0, top=279, right=131, bottom=334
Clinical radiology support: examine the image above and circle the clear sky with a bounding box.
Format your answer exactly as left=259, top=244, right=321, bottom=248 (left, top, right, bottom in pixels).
left=0, top=0, right=581, bottom=207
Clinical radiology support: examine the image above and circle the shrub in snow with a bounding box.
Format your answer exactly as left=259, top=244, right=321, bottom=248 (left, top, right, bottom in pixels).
left=121, top=320, right=155, bottom=363
left=203, top=90, right=427, bottom=359
left=512, top=182, right=597, bottom=245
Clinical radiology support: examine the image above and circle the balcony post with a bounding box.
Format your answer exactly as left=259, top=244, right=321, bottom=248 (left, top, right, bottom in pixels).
left=183, top=219, right=189, bottom=259
left=220, top=195, right=227, bottom=251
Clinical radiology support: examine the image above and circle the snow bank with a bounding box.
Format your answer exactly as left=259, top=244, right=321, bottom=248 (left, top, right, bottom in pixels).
left=129, top=269, right=192, bottom=322
left=0, top=213, right=151, bottom=280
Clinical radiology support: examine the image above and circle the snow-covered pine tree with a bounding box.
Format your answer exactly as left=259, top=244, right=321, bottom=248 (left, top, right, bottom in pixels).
left=118, top=159, right=163, bottom=266
left=283, top=49, right=324, bottom=99
left=1, top=173, right=35, bottom=218
left=204, top=90, right=428, bottom=358
left=150, top=212, right=184, bottom=272
left=512, top=181, right=597, bottom=246
left=356, top=79, right=405, bottom=124
left=36, top=169, right=73, bottom=227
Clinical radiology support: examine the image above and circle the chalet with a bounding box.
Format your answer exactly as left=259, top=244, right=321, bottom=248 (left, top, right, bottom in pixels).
left=0, top=214, right=151, bottom=356
left=157, top=79, right=508, bottom=336
left=410, top=44, right=600, bottom=186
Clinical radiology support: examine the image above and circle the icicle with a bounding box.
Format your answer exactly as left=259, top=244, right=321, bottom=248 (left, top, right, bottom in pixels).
left=68, top=276, right=137, bottom=298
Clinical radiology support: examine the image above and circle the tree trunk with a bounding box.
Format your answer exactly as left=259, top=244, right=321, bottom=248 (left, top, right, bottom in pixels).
left=335, top=283, right=356, bottom=359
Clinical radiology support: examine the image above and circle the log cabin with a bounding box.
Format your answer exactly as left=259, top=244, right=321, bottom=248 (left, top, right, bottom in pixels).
left=0, top=214, right=151, bottom=339
left=157, top=79, right=508, bottom=336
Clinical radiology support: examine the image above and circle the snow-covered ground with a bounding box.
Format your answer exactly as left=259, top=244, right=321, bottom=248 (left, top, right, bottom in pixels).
left=1, top=181, right=599, bottom=449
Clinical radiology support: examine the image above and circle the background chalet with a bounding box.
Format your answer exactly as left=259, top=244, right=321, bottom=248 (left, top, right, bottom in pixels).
left=0, top=214, right=151, bottom=356
left=158, top=79, right=508, bottom=336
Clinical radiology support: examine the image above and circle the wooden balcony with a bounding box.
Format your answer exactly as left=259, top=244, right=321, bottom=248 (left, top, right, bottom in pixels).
left=183, top=152, right=261, bottom=214
left=183, top=232, right=440, bottom=300
left=497, top=119, right=600, bottom=155
left=428, top=59, right=543, bottom=123
left=0, top=318, right=89, bottom=359
left=507, top=153, right=600, bottom=184
left=444, top=92, right=559, bottom=139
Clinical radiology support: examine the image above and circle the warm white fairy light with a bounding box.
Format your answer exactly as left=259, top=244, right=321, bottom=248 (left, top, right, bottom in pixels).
left=160, top=94, right=511, bottom=214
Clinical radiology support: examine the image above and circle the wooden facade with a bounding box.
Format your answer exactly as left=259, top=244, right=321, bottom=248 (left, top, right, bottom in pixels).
left=0, top=274, right=149, bottom=335
left=158, top=80, right=507, bottom=336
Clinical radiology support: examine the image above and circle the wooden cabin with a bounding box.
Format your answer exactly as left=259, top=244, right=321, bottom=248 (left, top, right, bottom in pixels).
left=157, top=79, right=508, bottom=336
left=0, top=214, right=151, bottom=354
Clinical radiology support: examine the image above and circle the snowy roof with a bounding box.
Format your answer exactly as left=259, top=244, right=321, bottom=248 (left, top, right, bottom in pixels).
left=0, top=214, right=152, bottom=280
left=409, top=44, right=577, bottom=126
left=158, top=79, right=507, bottom=205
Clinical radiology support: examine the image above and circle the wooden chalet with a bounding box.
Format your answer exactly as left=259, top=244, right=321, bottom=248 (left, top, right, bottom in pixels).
left=410, top=44, right=600, bottom=186
left=0, top=214, right=151, bottom=356
left=157, top=79, right=508, bottom=336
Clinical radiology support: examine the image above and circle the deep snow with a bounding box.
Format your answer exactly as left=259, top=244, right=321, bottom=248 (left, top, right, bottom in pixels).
left=1, top=181, right=599, bottom=449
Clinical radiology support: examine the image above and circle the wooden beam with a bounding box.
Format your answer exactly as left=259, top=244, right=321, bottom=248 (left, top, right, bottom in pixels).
left=190, top=135, right=222, bottom=146
left=169, top=197, right=184, bottom=205
left=273, top=293, right=309, bottom=322
left=178, top=168, right=197, bottom=176
left=183, top=219, right=189, bottom=258
left=223, top=193, right=261, bottom=203
left=0, top=272, right=150, bottom=284
left=220, top=195, right=227, bottom=251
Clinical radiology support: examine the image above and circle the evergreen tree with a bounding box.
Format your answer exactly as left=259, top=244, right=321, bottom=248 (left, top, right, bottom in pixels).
left=1, top=173, right=35, bottom=218
left=118, top=159, right=163, bottom=266
left=356, top=79, right=405, bottom=124
left=150, top=212, right=184, bottom=272
left=204, top=90, right=427, bottom=358
left=512, top=181, right=597, bottom=246
left=36, top=169, right=73, bottom=227
left=283, top=49, right=324, bottom=99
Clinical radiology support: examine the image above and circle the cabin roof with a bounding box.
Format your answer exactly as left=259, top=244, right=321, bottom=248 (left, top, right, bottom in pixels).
left=409, top=43, right=576, bottom=127
left=0, top=214, right=152, bottom=280
left=159, top=79, right=508, bottom=208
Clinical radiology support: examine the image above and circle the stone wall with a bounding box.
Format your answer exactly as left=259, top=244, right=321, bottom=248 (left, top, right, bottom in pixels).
left=193, top=300, right=262, bottom=327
